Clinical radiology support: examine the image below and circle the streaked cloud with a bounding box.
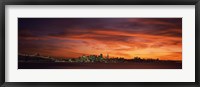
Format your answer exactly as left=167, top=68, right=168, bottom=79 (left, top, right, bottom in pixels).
left=18, top=18, right=182, bottom=60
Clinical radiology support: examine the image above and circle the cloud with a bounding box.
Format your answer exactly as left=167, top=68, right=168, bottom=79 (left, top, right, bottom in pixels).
left=18, top=18, right=182, bottom=60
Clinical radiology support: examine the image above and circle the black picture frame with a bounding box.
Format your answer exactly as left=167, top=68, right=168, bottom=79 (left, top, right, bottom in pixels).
left=0, top=0, right=199, bottom=87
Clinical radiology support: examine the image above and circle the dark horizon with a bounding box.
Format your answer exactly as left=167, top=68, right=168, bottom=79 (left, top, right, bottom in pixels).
left=18, top=53, right=182, bottom=69
left=18, top=52, right=182, bottom=61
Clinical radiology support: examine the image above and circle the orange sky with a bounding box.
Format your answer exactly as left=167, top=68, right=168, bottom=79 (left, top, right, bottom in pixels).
left=18, top=18, right=182, bottom=60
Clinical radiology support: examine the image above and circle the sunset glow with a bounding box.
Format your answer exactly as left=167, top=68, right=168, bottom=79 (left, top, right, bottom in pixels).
left=18, top=18, right=182, bottom=60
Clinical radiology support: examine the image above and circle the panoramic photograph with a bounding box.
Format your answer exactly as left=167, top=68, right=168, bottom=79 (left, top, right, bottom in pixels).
left=18, top=18, right=182, bottom=69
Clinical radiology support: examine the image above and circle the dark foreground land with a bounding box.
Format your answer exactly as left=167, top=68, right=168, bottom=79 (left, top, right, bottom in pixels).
left=18, top=62, right=182, bottom=69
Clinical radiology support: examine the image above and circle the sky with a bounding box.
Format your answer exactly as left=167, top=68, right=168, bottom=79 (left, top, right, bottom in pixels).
left=18, top=18, right=182, bottom=60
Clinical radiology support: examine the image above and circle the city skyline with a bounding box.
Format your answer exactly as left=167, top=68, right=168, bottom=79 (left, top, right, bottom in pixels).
left=18, top=18, right=182, bottom=60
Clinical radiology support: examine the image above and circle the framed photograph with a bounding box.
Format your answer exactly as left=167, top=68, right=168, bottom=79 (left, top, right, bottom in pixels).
left=0, top=0, right=199, bottom=87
